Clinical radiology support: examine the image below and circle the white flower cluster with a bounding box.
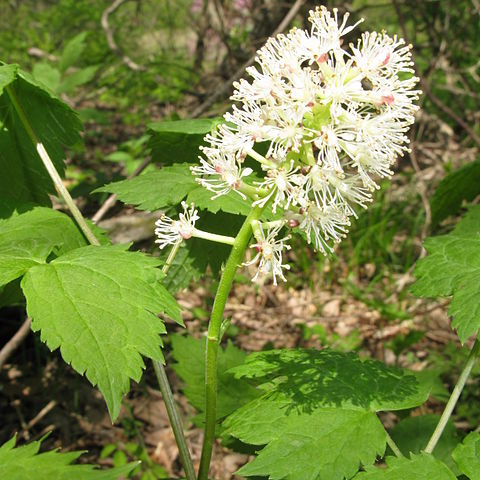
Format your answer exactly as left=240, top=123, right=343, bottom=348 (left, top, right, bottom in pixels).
left=158, top=7, right=420, bottom=284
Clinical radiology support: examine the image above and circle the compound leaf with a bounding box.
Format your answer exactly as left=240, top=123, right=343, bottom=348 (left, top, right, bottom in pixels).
left=21, top=245, right=182, bottom=419
left=355, top=453, right=456, bottom=479
left=452, top=431, right=480, bottom=479
left=224, top=348, right=430, bottom=480
left=230, top=399, right=385, bottom=480
left=96, top=163, right=197, bottom=211
left=411, top=205, right=480, bottom=342
left=0, top=207, right=87, bottom=287
left=0, top=435, right=137, bottom=480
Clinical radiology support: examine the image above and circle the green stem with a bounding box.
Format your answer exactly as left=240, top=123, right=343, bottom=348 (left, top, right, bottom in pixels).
left=9, top=81, right=196, bottom=478
left=425, top=338, right=480, bottom=454
left=384, top=428, right=403, bottom=458
left=152, top=240, right=196, bottom=480
left=192, top=228, right=235, bottom=245
left=5, top=85, right=100, bottom=246
left=197, top=205, right=265, bottom=480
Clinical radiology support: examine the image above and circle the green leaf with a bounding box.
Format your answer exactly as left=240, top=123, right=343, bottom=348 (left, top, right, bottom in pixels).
left=95, top=163, right=197, bottom=211
left=0, top=68, right=83, bottom=206
left=0, top=435, right=137, bottom=480
left=147, top=118, right=220, bottom=166
left=411, top=205, right=480, bottom=342
left=59, top=32, right=88, bottom=73
left=452, top=431, right=480, bottom=479
left=58, top=65, right=98, bottom=94
left=389, top=415, right=459, bottom=473
left=32, top=63, right=61, bottom=92
left=230, top=400, right=386, bottom=480
left=355, top=453, right=456, bottom=479
left=224, top=348, right=430, bottom=480
left=170, top=335, right=260, bottom=422
left=0, top=207, right=87, bottom=287
left=431, top=159, right=480, bottom=228
left=21, top=245, right=182, bottom=419
left=229, top=348, right=431, bottom=412
left=0, top=63, right=18, bottom=95
left=186, top=186, right=252, bottom=216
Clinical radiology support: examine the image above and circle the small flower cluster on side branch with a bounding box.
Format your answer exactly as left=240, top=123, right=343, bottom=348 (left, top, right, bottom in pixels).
left=156, top=6, right=420, bottom=284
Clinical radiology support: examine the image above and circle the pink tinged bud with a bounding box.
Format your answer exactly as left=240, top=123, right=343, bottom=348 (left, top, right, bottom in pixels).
left=288, top=219, right=300, bottom=228
left=382, top=52, right=391, bottom=66
left=307, top=101, right=314, bottom=107
left=380, top=94, right=395, bottom=105
left=180, top=231, right=192, bottom=240
left=214, top=165, right=223, bottom=173
left=315, top=53, right=329, bottom=63
left=255, top=245, right=262, bottom=252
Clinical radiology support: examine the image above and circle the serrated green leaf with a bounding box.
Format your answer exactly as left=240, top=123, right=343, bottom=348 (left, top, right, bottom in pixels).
left=0, top=207, right=87, bottom=287
left=230, top=399, right=386, bottom=480
left=0, top=435, right=137, bottom=480
left=411, top=205, right=480, bottom=342
left=0, top=69, right=83, bottom=206
left=229, top=348, right=430, bottom=412
left=431, top=159, right=480, bottom=228
left=171, top=335, right=260, bottom=422
left=452, top=431, right=480, bottom=479
left=389, top=415, right=459, bottom=473
left=0, top=63, right=18, bottom=94
left=186, top=186, right=252, bottom=216
left=59, top=32, right=88, bottom=73
left=21, top=245, right=182, bottom=419
left=355, top=453, right=456, bottom=479
left=224, top=348, right=430, bottom=480
left=147, top=118, right=220, bottom=166
left=95, top=163, right=197, bottom=211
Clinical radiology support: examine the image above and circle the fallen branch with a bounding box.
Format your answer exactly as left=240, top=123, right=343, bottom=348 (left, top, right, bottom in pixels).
left=0, top=318, right=31, bottom=370
left=101, top=0, right=146, bottom=72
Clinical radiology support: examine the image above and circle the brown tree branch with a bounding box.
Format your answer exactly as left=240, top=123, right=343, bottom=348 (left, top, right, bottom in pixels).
left=101, top=0, right=146, bottom=72
left=0, top=318, right=31, bottom=369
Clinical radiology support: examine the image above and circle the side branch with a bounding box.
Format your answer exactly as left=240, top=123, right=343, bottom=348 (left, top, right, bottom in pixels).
left=0, top=318, right=31, bottom=369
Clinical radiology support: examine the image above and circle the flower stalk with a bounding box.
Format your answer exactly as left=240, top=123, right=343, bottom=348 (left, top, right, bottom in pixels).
left=197, top=205, right=265, bottom=480
left=425, top=338, right=480, bottom=454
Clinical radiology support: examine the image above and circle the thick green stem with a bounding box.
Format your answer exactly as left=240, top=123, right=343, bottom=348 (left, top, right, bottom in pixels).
left=5, top=85, right=100, bottom=246
left=425, top=338, right=480, bottom=454
left=197, top=206, right=264, bottom=480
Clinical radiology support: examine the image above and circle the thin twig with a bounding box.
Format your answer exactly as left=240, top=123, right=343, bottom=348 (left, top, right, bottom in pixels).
left=191, top=0, right=307, bottom=118
left=92, top=157, right=152, bottom=223
left=101, top=0, right=146, bottom=72
left=0, top=318, right=31, bottom=369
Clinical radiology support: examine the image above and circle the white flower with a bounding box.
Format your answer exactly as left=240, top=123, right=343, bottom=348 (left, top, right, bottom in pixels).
left=253, top=161, right=303, bottom=212
left=187, top=6, right=420, bottom=278
left=244, top=224, right=291, bottom=285
left=155, top=202, right=199, bottom=249
left=191, top=148, right=252, bottom=199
